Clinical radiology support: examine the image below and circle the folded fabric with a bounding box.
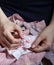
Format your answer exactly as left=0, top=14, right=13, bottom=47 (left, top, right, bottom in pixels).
left=8, top=14, right=46, bottom=59
left=0, top=13, right=46, bottom=65
left=8, top=35, right=37, bottom=59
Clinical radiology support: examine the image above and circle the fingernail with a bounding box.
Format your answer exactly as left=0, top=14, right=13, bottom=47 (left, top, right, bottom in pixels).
left=32, top=45, right=35, bottom=48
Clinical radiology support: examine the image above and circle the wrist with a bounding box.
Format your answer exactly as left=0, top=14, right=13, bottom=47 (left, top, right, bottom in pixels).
left=0, top=8, right=8, bottom=24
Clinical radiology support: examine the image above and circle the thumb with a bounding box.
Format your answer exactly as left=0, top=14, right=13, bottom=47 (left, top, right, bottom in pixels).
left=31, top=33, right=45, bottom=48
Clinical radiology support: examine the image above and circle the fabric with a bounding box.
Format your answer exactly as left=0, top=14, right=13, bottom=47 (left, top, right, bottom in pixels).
left=45, top=51, right=54, bottom=65
left=8, top=35, right=37, bottom=59
left=0, top=14, right=46, bottom=65
left=0, top=0, right=53, bottom=25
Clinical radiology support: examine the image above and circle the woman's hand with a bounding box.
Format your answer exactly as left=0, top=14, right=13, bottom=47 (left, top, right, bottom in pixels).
left=0, top=18, right=23, bottom=49
left=30, top=24, right=54, bottom=52
left=0, top=8, right=23, bottom=49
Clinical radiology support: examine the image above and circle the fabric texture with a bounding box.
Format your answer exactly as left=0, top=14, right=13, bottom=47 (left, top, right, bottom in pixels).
left=0, top=13, right=46, bottom=65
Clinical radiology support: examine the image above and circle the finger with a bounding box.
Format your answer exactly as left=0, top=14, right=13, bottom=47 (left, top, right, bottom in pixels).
left=2, top=36, right=21, bottom=49
left=4, top=31, right=21, bottom=44
left=2, top=36, right=11, bottom=48
left=0, top=35, right=9, bottom=48
left=0, top=38, right=7, bottom=47
left=15, top=25, right=23, bottom=38
left=10, top=44, right=21, bottom=49
left=0, top=38, right=7, bottom=48
left=13, top=38, right=21, bottom=44
left=31, top=33, right=45, bottom=48
left=30, top=43, right=49, bottom=52
left=0, top=34, right=11, bottom=48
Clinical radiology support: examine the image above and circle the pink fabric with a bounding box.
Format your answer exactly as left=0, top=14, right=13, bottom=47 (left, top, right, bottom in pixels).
left=0, top=13, right=46, bottom=65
